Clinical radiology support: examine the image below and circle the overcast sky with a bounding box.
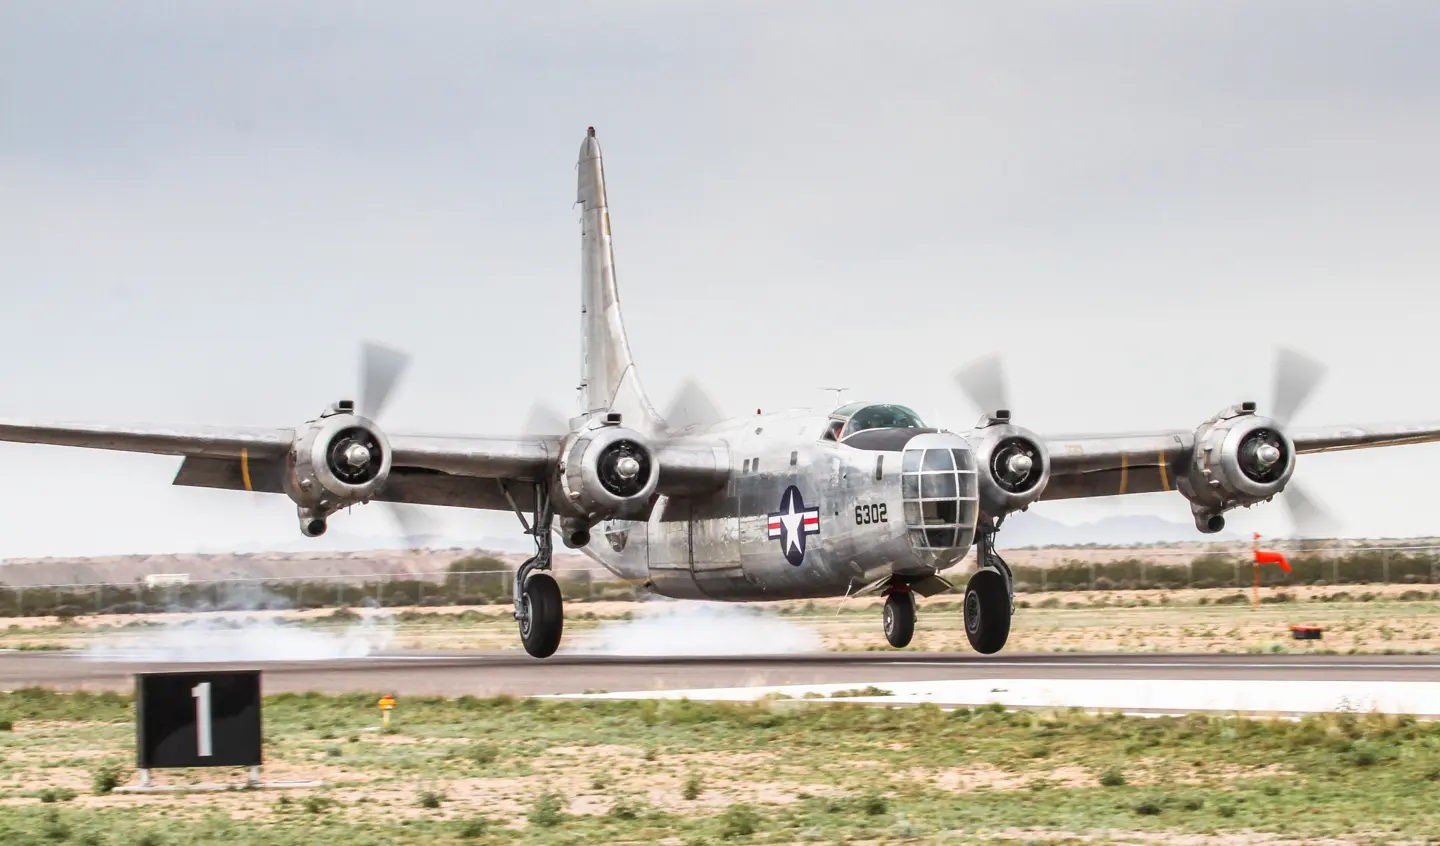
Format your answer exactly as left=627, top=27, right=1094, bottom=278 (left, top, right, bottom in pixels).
left=2, top=2, right=1439, bottom=559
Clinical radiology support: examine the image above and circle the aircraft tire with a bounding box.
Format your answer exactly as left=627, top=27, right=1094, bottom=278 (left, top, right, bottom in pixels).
left=519, top=572, right=564, bottom=659
left=882, top=591, right=916, bottom=648
left=963, top=569, right=1010, bottom=655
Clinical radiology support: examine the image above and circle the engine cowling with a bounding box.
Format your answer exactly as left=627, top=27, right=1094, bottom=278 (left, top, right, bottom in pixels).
left=1177, top=403, right=1295, bottom=533
left=968, top=417, right=1051, bottom=519
left=282, top=407, right=394, bottom=534
left=556, top=424, right=658, bottom=532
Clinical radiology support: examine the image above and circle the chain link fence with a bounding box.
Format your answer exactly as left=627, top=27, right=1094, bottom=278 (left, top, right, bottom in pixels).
left=2, top=544, right=1439, bottom=618
left=0, top=567, right=647, bottom=620
left=1007, top=544, right=1440, bottom=593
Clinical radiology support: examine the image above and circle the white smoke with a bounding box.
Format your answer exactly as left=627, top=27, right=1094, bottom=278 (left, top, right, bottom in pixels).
left=82, top=610, right=396, bottom=663
left=571, top=599, right=822, bottom=656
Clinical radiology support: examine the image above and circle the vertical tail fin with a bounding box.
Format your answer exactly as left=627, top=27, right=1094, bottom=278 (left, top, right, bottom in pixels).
left=577, top=127, right=662, bottom=434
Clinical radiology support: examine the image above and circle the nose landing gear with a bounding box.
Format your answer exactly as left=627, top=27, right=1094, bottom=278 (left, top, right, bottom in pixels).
left=965, top=523, right=1014, bottom=654
left=882, top=589, right=916, bottom=648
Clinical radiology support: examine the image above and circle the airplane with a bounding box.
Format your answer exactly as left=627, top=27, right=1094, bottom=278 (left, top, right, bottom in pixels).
left=4, top=126, right=1440, bottom=659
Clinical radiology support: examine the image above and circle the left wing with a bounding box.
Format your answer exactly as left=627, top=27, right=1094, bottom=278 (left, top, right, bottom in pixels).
left=1039, top=422, right=1440, bottom=502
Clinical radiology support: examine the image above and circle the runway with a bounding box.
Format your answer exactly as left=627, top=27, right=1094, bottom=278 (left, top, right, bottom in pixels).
left=3, top=650, right=1439, bottom=715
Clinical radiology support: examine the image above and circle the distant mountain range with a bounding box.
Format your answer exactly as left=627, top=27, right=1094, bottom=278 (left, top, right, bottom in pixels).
left=995, top=513, right=1244, bottom=548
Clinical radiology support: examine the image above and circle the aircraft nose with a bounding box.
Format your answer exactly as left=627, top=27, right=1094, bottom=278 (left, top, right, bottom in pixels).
left=899, top=431, right=981, bottom=565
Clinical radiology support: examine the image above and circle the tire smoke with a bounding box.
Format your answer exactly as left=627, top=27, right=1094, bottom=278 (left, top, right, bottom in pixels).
left=81, top=609, right=396, bottom=663
left=569, top=599, right=822, bottom=656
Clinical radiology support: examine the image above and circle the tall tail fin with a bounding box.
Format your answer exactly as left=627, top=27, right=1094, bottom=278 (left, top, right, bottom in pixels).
left=577, top=127, right=662, bottom=434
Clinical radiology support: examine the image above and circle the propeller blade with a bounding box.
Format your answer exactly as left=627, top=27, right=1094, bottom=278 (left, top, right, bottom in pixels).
left=358, top=340, right=411, bottom=421
left=381, top=501, right=440, bottom=550
left=1271, top=346, right=1326, bottom=428
left=663, top=378, right=725, bottom=432
left=522, top=401, right=571, bottom=437
left=1280, top=480, right=1335, bottom=542
left=955, top=353, right=1010, bottom=417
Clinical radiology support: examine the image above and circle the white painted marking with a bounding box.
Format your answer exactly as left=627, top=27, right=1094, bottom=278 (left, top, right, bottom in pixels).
left=544, top=678, right=1440, bottom=715
left=883, top=661, right=1438, bottom=670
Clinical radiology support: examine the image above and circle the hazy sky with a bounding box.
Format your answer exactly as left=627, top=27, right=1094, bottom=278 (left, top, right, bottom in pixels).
left=3, top=2, right=1440, bottom=559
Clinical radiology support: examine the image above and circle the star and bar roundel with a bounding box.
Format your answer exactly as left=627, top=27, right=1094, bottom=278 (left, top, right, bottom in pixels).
left=768, top=485, right=821, bottom=567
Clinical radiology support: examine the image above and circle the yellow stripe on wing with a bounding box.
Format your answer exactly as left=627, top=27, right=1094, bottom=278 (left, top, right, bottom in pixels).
left=241, top=448, right=253, bottom=492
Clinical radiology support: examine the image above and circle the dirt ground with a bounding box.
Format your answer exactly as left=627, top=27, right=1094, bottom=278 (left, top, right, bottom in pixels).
left=1, top=582, right=1438, bottom=655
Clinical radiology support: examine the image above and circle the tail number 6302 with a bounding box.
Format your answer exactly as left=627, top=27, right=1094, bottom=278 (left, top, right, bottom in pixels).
left=855, top=503, right=888, bottom=525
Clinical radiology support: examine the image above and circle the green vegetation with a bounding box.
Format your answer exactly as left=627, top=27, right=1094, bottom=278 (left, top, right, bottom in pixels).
left=0, top=689, right=1435, bottom=842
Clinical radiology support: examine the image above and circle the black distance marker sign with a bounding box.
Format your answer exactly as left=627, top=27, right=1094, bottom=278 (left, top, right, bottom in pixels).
left=136, top=670, right=262, bottom=769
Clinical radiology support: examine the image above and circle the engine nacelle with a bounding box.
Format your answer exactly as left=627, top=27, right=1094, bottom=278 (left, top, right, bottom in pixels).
left=282, top=404, right=394, bottom=518
left=1177, top=403, right=1295, bottom=533
left=968, top=416, right=1051, bottom=519
left=555, top=424, right=658, bottom=524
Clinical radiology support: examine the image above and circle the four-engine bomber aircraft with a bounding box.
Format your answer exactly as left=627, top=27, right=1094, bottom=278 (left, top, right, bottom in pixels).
left=4, top=127, right=1440, bottom=658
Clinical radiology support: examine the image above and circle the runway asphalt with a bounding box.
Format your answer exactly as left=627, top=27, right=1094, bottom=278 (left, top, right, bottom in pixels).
left=2, top=650, right=1438, bottom=698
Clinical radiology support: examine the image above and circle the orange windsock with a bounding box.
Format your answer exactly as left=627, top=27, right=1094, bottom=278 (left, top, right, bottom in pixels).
left=1254, top=548, right=1291, bottom=572
left=1251, top=534, right=1291, bottom=572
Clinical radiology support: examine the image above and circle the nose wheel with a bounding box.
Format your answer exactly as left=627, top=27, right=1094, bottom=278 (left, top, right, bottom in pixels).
left=963, top=569, right=1011, bottom=654
left=882, top=590, right=916, bottom=648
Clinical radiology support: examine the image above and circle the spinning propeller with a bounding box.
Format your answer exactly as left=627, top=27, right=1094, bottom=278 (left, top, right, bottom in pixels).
left=952, top=347, right=1337, bottom=541
left=353, top=340, right=442, bottom=550
left=245, top=341, right=440, bottom=550
left=521, top=377, right=726, bottom=437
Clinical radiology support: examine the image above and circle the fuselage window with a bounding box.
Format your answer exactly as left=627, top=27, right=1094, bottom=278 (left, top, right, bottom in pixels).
left=790, top=451, right=798, bottom=467
left=742, top=458, right=751, bottom=474
left=874, top=455, right=884, bottom=480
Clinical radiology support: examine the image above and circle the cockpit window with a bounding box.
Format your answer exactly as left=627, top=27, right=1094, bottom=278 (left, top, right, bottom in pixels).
left=839, top=404, right=925, bottom=440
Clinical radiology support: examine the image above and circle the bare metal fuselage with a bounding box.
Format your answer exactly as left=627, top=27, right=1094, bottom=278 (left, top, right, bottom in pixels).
left=580, top=410, right=979, bottom=601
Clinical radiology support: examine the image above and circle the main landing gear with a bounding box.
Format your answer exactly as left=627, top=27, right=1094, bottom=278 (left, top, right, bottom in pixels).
left=502, top=481, right=564, bottom=658
left=965, top=523, right=1014, bottom=654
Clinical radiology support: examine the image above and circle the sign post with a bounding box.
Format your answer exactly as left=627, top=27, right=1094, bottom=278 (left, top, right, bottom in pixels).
left=120, top=670, right=320, bottom=793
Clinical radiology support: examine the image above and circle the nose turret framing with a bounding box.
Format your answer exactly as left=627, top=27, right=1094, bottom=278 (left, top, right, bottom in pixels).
left=899, top=432, right=980, bottom=569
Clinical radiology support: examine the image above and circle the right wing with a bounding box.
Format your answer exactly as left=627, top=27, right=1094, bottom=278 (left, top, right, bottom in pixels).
left=0, top=419, right=729, bottom=513
left=0, top=419, right=562, bottom=512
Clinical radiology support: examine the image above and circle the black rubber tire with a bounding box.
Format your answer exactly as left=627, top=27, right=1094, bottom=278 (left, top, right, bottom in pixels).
left=883, top=591, right=917, bottom=648
left=519, top=572, right=564, bottom=659
left=963, top=569, right=1011, bottom=655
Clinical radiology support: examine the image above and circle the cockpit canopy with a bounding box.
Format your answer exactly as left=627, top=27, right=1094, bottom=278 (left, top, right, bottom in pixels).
left=823, top=402, right=927, bottom=442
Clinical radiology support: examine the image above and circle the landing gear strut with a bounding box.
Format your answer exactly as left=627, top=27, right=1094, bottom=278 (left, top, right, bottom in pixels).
left=966, top=523, right=1014, bottom=655
left=882, top=589, right=916, bottom=649
left=502, top=481, right=563, bottom=658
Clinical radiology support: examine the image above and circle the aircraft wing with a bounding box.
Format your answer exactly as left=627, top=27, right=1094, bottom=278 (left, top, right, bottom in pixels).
left=0, top=419, right=563, bottom=511
left=0, top=419, right=729, bottom=512
left=1038, top=423, right=1440, bottom=501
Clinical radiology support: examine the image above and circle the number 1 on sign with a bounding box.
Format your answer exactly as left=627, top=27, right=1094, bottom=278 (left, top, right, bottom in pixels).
left=192, top=682, right=213, bottom=757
